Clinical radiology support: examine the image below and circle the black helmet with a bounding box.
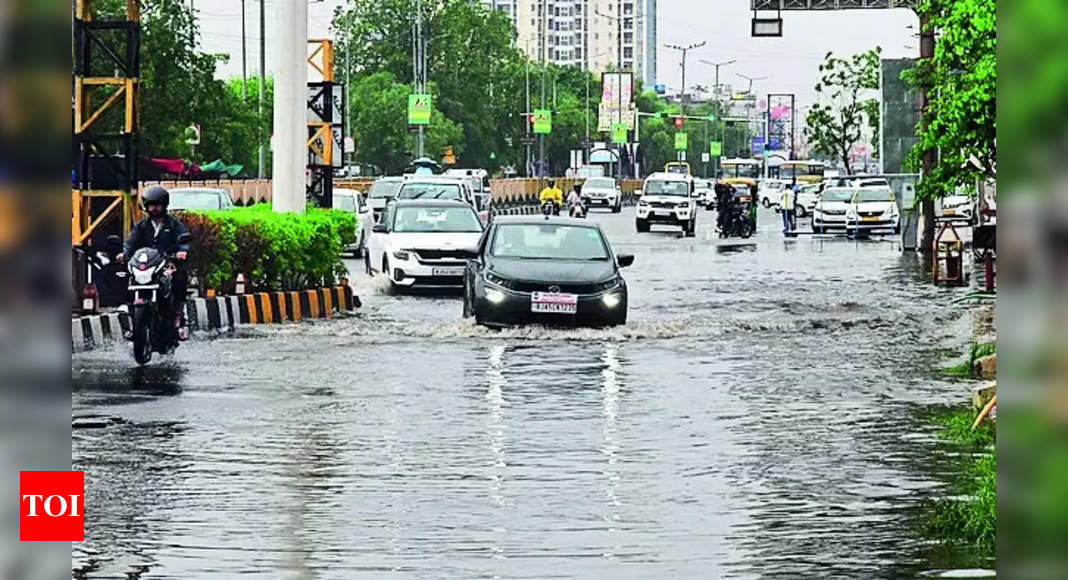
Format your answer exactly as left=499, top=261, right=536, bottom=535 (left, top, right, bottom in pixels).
left=548, top=179, right=556, bottom=187
left=142, top=185, right=169, bottom=210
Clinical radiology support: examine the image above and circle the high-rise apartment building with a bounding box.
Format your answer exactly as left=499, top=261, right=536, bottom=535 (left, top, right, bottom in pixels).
left=483, top=0, right=657, bottom=89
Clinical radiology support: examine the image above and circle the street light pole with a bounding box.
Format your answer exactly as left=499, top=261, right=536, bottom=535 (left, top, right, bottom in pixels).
left=664, top=41, right=706, bottom=116
left=700, top=59, right=735, bottom=177
left=240, top=0, right=247, bottom=100
left=539, top=0, right=547, bottom=179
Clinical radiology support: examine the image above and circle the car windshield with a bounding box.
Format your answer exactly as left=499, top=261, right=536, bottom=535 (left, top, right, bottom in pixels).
left=491, top=223, right=609, bottom=260
left=170, top=191, right=225, bottom=210
left=397, top=182, right=462, bottom=200
left=822, top=189, right=854, bottom=202
left=368, top=179, right=402, bottom=199
left=644, top=180, right=689, bottom=196
left=393, top=206, right=482, bottom=233
left=855, top=189, right=893, bottom=203
left=333, top=195, right=356, bottom=212
left=585, top=178, right=615, bottom=189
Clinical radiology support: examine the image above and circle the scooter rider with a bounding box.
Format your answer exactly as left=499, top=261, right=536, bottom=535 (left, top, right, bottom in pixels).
left=714, top=174, right=735, bottom=233
left=539, top=179, right=564, bottom=214
left=566, top=183, right=585, bottom=217
left=119, top=185, right=191, bottom=340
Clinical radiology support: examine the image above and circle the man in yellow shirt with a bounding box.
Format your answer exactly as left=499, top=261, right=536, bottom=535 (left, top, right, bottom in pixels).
left=539, top=179, right=563, bottom=212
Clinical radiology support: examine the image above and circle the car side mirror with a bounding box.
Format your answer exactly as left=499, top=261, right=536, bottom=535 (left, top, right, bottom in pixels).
left=372, top=224, right=388, bottom=234
left=617, top=254, right=635, bottom=268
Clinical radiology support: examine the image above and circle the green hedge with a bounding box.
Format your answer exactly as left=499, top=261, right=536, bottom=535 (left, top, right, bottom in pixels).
left=179, top=205, right=357, bottom=294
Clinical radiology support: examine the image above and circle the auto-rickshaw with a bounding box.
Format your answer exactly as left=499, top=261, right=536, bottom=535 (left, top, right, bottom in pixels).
left=724, top=177, right=758, bottom=235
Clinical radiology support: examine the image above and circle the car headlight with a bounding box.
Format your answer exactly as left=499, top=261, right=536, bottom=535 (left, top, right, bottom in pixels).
left=485, top=288, right=506, bottom=304
left=602, top=293, right=622, bottom=308
left=484, top=272, right=516, bottom=290
left=393, top=250, right=411, bottom=261
left=638, top=201, right=649, bottom=208
left=675, top=202, right=690, bottom=209
left=593, top=276, right=622, bottom=293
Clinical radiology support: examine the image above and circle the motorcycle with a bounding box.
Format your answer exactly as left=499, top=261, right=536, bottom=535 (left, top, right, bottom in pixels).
left=718, top=197, right=755, bottom=239
left=124, top=232, right=191, bottom=365
left=568, top=201, right=587, bottom=218
left=541, top=200, right=561, bottom=216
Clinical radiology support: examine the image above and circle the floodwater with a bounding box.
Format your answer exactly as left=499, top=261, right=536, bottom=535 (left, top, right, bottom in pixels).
left=73, top=207, right=991, bottom=578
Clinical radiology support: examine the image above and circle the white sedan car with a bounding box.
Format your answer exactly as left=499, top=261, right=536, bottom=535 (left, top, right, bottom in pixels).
left=365, top=200, right=485, bottom=290
left=845, top=187, right=900, bottom=236
left=812, top=187, right=855, bottom=232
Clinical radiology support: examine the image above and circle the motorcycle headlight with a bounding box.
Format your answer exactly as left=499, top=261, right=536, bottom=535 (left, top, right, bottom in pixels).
left=132, top=269, right=155, bottom=285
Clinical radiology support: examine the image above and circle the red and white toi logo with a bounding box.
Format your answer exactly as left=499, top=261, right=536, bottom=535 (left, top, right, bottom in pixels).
left=20, top=471, right=84, bottom=541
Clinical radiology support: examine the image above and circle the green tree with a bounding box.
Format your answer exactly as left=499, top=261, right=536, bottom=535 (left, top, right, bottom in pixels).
left=348, top=72, right=463, bottom=174
left=904, top=0, right=996, bottom=201
left=804, top=48, right=882, bottom=174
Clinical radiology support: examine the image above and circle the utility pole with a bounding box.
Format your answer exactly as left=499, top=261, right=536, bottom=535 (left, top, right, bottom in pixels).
left=525, top=48, right=532, bottom=176
left=700, top=59, right=735, bottom=177
left=413, top=0, right=426, bottom=158
left=240, top=0, right=247, bottom=100
left=539, top=0, right=547, bottom=179
left=271, top=0, right=307, bottom=212
left=918, top=10, right=936, bottom=255
left=664, top=41, right=706, bottom=115
left=736, top=72, right=766, bottom=97
left=257, top=0, right=266, bottom=178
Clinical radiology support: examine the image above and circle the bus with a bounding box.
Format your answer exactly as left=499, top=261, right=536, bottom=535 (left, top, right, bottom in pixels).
left=775, top=160, right=826, bottom=184
left=719, top=158, right=762, bottom=180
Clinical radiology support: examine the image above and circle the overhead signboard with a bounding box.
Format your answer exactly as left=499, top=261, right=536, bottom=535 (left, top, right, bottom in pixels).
left=599, top=72, right=635, bottom=130
left=408, top=93, right=432, bottom=125
left=532, top=109, right=552, bottom=134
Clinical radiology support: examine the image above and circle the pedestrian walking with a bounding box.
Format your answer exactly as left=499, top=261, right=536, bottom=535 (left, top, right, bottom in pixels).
left=780, top=183, right=797, bottom=234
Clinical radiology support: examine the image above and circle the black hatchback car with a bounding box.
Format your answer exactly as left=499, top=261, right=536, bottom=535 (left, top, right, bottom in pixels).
left=462, top=216, right=634, bottom=328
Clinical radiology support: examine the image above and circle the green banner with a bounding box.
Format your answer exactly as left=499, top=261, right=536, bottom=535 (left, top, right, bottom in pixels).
left=674, top=132, right=688, bottom=151
left=533, top=109, right=552, bottom=134
left=611, top=123, right=628, bottom=144
left=408, top=93, right=432, bottom=125
left=709, top=141, right=723, bottom=157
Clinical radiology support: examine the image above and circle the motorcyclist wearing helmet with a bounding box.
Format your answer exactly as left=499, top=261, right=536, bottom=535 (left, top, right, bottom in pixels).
left=714, top=173, right=734, bottom=233
left=121, top=185, right=191, bottom=339
left=539, top=179, right=564, bottom=210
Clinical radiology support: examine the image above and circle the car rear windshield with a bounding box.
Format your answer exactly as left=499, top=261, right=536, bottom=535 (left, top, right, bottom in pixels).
left=170, top=191, right=224, bottom=210
left=397, top=182, right=462, bottom=200
left=644, top=180, right=689, bottom=196
left=585, top=178, right=615, bottom=189
left=822, top=189, right=854, bottom=202
left=368, top=180, right=402, bottom=199
left=855, top=189, right=893, bottom=202
left=491, top=224, right=609, bottom=260
left=393, top=207, right=482, bottom=233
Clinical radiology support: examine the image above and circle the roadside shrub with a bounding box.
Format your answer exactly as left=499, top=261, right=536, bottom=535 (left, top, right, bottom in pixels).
left=178, top=205, right=356, bottom=293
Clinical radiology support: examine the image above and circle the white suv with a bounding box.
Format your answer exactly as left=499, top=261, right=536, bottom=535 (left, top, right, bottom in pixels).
left=636, top=172, right=698, bottom=237
left=366, top=200, right=485, bottom=290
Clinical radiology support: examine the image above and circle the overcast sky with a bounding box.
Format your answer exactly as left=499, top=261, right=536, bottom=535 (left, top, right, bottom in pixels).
left=197, top=0, right=918, bottom=109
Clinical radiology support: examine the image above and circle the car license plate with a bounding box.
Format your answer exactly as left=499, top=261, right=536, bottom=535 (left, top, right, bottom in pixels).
left=432, top=267, right=464, bottom=276
left=942, top=209, right=956, bottom=216
left=531, top=292, right=578, bottom=314
left=861, top=216, right=879, bottom=222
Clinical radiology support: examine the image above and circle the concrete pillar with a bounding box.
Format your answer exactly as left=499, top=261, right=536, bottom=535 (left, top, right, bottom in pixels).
left=271, top=0, right=308, bottom=213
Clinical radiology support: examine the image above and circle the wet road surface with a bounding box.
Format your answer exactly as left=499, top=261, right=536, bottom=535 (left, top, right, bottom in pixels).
left=73, top=207, right=985, bottom=578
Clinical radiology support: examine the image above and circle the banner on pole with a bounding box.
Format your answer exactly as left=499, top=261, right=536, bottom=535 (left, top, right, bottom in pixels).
left=533, top=109, right=552, bottom=134
left=709, top=141, right=723, bottom=157
left=611, top=123, right=628, bottom=144
left=408, top=93, right=431, bottom=125
left=674, top=133, right=688, bottom=151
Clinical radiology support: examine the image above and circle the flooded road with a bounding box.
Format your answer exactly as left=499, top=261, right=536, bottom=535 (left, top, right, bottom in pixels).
left=73, top=207, right=984, bottom=578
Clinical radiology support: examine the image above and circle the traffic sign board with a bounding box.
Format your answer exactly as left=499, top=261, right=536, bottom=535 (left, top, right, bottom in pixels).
left=408, top=93, right=431, bottom=125
left=674, top=133, right=688, bottom=151
left=520, top=134, right=537, bottom=146
left=701, top=152, right=711, bottom=163
left=533, top=109, right=552, bottom=134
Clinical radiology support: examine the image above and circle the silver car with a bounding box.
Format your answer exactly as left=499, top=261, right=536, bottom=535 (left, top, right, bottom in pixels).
left=580, top=177, right=623, bottom=213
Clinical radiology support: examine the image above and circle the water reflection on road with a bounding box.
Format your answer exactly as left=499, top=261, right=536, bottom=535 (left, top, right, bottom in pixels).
left=73, top=207, right=986, bottom=578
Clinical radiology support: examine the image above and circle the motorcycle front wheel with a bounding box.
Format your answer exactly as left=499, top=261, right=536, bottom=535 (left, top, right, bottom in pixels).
left=132, top=304, right=153, bottom=365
